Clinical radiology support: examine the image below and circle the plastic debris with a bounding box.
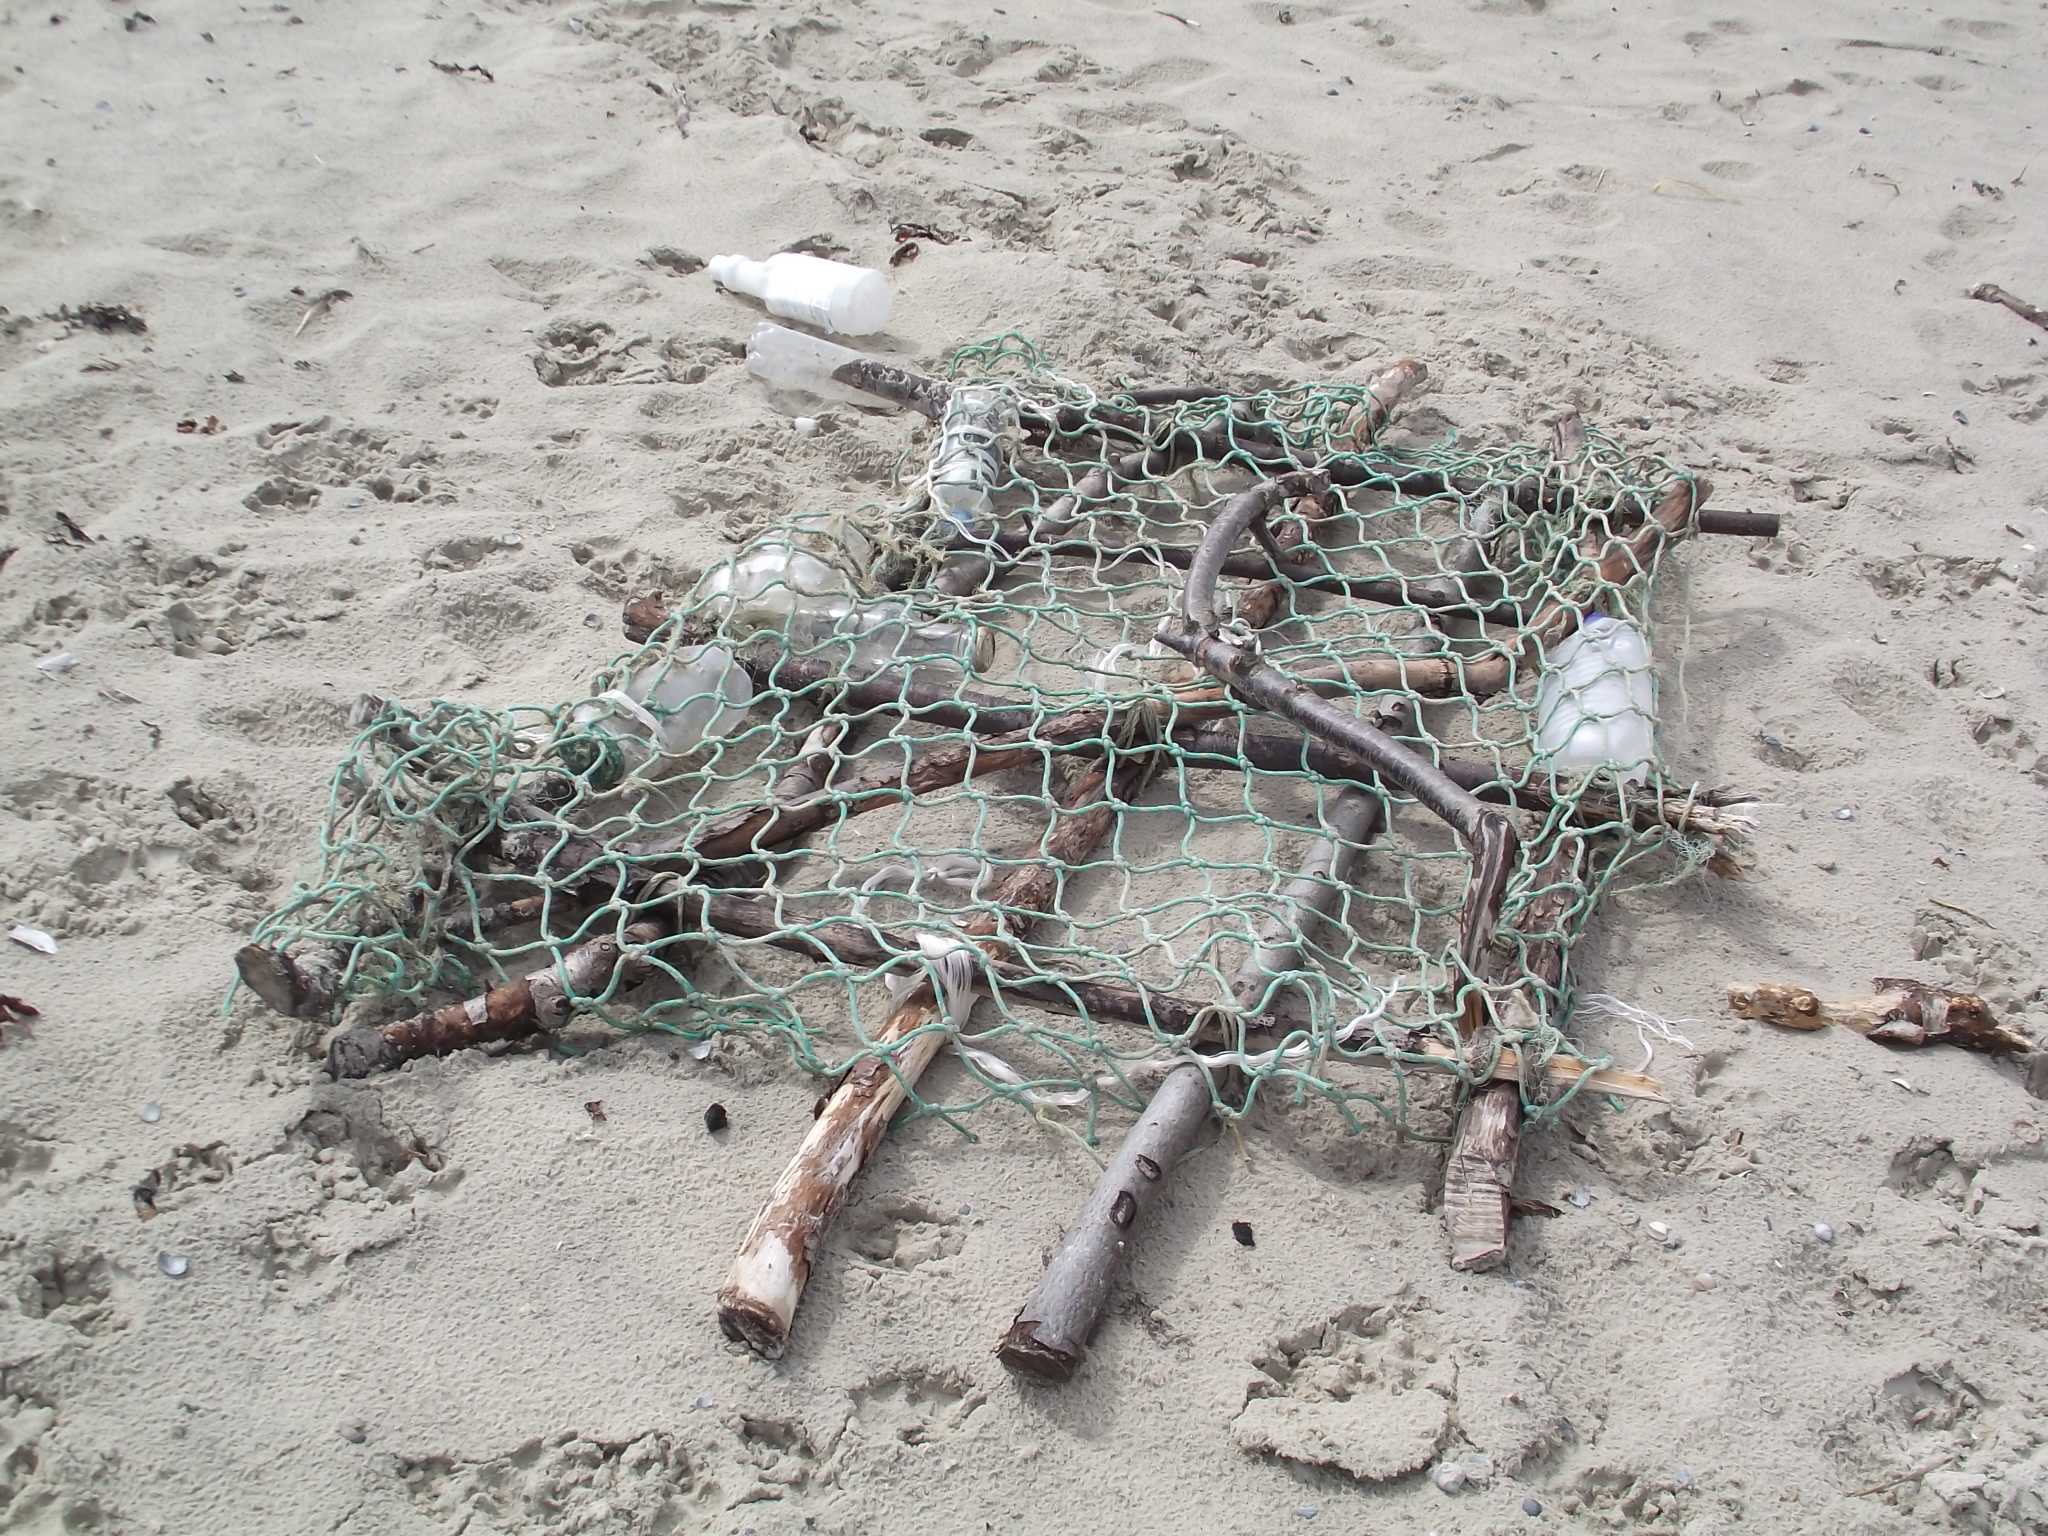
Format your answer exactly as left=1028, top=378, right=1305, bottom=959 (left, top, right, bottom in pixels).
left=34, top=651, right=79, bottom=675
left=8, top=926, right=57, bottom=955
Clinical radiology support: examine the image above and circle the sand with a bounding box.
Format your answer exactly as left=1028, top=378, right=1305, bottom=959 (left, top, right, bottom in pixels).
left=4, top=0, right=2048, bottom=1531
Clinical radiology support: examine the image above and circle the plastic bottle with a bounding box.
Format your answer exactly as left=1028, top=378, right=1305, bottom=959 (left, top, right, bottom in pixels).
left=745, top=323, right=906, bottom=408
left=927, top=385, right=1019, bottom=534
left=783, top=595, right=993, bottom=677
left=697, top=515, right=874, bottom=631
left=708, top=252, right=892, bottom=336
left=565, top=646, right=753, bottom=784
left=1532, top=615, right=1657, bottom=784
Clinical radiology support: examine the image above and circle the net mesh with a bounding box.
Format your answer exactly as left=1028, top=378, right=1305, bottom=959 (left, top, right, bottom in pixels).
left=247, top=334, right=1731, bottom=1137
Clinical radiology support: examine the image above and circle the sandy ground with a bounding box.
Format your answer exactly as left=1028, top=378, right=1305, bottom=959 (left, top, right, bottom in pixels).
left=4, top=0, right=2048, bottom=1532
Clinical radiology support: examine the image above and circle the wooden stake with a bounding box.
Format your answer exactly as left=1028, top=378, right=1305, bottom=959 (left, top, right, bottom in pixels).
left=1727, top=978, right=2032, bottom=1053
left=997, top=1063, right=1215, bottom=1382
left=717, top=760, right=1131, bottom=1358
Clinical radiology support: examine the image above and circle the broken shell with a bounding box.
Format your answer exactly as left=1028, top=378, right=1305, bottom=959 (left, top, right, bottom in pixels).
left=1646, top=1220, right=1671, bottom=1242
left=1431, top=1462, right=1467, bottom=1494
left=1812, top=1222, right=1835, bottom=1243
left=139, top=1101, right=162, bottom=1123
left=157, top=1252, right=189, bottom=1278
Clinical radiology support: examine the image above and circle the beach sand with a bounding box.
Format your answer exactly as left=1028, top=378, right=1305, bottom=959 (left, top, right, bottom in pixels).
left=3, top=0, right=2047, bottom=1531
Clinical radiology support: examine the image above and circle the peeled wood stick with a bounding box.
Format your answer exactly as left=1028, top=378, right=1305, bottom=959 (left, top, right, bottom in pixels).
left=997, top=1062, right=1213, bottom=1382
left=718, top=761, right=1130, bottom=1358
left=770, top=720, right=845, bottom=805
left=325, top=921, right=663, bottom=1079
left=1727, top=978, right=2032, bottom=1054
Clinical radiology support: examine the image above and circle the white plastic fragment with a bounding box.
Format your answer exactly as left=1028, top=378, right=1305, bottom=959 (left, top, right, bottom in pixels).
left=791, top=416, right=820, bottom=437
left=34, top=651, right=79, bottom=675
left=687, top=1040, right=714, bottom=1061
left=7, top=926, right=57, bottom=955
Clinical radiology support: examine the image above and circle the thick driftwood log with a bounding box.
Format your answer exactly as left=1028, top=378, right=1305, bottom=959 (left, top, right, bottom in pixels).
left=1443, top=1083, right=1523, bottom=1272
left=997, top=1062, right=1215, bottom=1382
left=325, top=921, right=663, bottom=1078
left=1727, top=979, right=2033, bottom=1054
left=718, top=760, right=1131, bottom=1358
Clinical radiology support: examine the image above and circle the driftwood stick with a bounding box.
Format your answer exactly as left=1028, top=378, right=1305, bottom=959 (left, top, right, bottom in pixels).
left=718, top=760, right=1132, bottom=1358
left=997, top=1062, right=1214, bottom=1382
left=1727, top=979, right=2033, bottom=1054
left=1969, top=282, right=2048, bottom=333
left=1231, top=794, right=1383, bottom=1009
left=325, top=921, right=663, bottom=1078
left=771, top=720, right=846, bottom=805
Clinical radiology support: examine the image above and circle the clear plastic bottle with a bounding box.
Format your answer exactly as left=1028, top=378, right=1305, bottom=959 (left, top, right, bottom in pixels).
left=1532, top=615, right=1657, bottom=784
left=696, top=515, right=874, bottom=632
left=783, top=595, right=993, bottom=677
left=565, top=646, right=753, bottom=783
left=708, top=252, right=892, bottom=336
left=927, top=385, right=1019, bottom=533
left=745, top=323, right=906, bottom=408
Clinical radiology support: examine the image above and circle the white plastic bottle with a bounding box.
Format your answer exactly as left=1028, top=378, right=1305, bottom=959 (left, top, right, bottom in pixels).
left=1532, top=615, right=1657, bottom=784
left=745, top=323, right=905, bottom=408
left=927, top=385, right=1019, bottom=533
left=708, top=252, right=892, bottom=336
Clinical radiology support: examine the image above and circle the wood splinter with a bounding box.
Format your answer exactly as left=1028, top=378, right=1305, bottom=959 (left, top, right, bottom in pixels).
left=1727, top=978, right=2034, bottom=1054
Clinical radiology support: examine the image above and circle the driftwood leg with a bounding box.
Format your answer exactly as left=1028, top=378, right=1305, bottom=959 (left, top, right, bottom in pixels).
left=1441, top=837, right=1581, bottom=1272
left=1444, top=1082, right=1522, bottom=1271
left=1231, top=786, right=1385, bottom=1010
left=998, top=1063, right=1214, bottom=1382
left=718, top=760, right=1131, bottom=1358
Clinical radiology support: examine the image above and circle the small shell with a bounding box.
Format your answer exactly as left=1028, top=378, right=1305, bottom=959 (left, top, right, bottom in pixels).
left=157, top=1252, right=189, bottom=1278
left=1812, top=1222, right=1835, bottom=1243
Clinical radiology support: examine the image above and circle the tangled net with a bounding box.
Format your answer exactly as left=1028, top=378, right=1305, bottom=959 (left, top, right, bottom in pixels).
left=246, top=334, right=1744, bottom=1139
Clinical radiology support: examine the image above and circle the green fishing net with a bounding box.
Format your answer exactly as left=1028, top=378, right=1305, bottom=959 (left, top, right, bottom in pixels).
left=247, top=333, right=1733, bottom=1137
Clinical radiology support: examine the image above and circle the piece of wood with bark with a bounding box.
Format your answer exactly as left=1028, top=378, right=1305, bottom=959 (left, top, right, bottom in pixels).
left=1727, top=979, right=2033, bottom=1054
